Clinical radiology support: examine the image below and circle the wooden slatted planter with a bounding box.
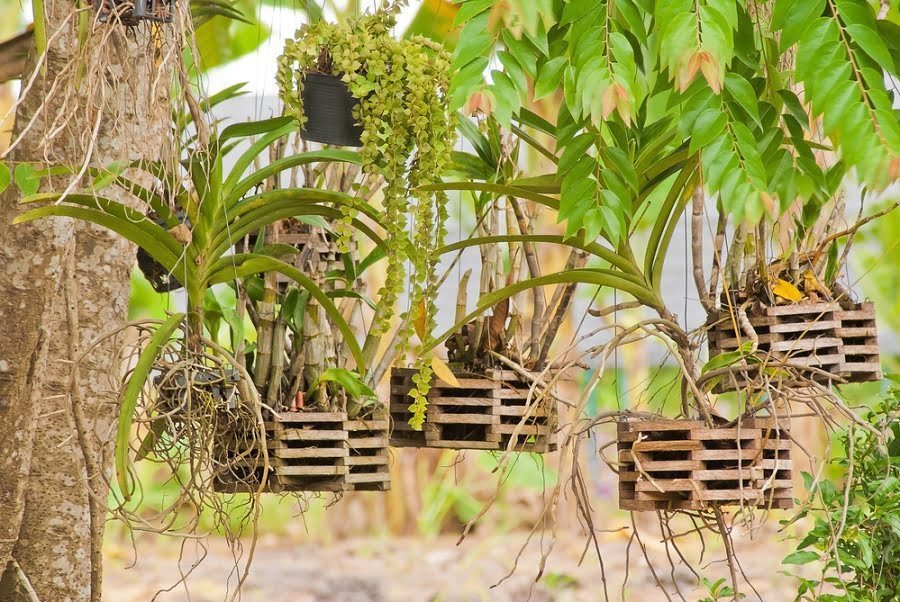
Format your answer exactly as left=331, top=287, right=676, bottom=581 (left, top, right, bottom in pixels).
left=835, top=301, right=882, bottom=383
left=235, top=223, right=355, bottom=293
left=708, top=302, right=843, bottom=390
left=213, top=407, right=390, bottom=493
left=617, top=416, right=793, bottom=511
left=389, top=367, right=558, bottom=453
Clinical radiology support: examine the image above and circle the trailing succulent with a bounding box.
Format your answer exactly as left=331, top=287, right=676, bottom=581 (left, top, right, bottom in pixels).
left=276, top=2, right=455, bottom=428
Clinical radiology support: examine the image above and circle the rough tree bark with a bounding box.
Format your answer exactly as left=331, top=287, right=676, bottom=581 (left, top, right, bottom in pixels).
left=0, top=4, right=173, bottom=599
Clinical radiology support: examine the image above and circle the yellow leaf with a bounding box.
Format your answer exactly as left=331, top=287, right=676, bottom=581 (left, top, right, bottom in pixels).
left=414, top=298, right=427, bottom=341
left=430, top=356, right=460, bottom=388
left=772, top=278, right=803, bottom=302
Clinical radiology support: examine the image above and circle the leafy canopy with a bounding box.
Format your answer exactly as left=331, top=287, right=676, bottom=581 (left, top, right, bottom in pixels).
left=450, top=0, right=900, bottom=229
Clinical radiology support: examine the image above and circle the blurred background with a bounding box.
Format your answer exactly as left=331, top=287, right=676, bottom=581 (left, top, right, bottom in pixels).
left=0, top=1, right=894, bottom=600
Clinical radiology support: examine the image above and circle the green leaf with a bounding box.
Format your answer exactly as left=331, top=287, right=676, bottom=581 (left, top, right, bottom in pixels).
left=783, top=551, right=820, bottom=566
left=690, top=108, right=727, bottom=153
left=702, top=342, right=759, bottom=374
left=489, top=70, right=519, bottom=128
left=218, top=116, right=294, bottom=144
left=115, top=313, right=185, bottom=501
left=312, top=367, right=376, bottom=399
left=14, top=163, right=41, bottom=196
left=845, top=23, right=894, bottom=68
left=426, top=268, right=661, bottom=353
left=0, top=163, right=10, bottom=195
left=14, top=204, right=182, bottom=272
left=207, top=255, right=366, bottom=371
left=535, top=56, right=567, bottom=100
left=599, top=205, right=623, bottom=245
left=724, top=73, right=760, bottom=124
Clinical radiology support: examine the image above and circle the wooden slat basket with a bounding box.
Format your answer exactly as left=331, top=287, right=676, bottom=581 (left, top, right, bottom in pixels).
left=617, top=416, right=793, bottom=511
left=213, top=407, right=390, bottom=494
left=708, top=302, right=843, bottom=390
left=708, top=300, right=881, bottom=390
left=389, top=367, right=558, bottom=453
left=235, top=224, right=355, bottom=293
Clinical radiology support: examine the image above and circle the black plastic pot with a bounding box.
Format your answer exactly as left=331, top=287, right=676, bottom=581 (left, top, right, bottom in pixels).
left=300, top=73, right=364, bottom=147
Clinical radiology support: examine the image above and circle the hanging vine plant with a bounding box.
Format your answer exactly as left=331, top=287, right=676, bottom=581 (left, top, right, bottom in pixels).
left=276, top=1, right=456, bottom=428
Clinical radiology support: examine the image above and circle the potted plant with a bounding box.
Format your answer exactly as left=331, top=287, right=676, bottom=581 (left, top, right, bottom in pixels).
left=706, top=239, right=882, bottom=391
left=277, top=4, right=456, bottom=417
left=389, top=117, right=580, bottom=453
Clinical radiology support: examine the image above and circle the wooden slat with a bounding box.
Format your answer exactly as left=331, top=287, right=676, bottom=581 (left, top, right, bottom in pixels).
left=693, top=448, right=763, bottom=461
left=635, top=479, right=700, bottom=492
left=495, top=405, right=552, bottom=417
left=835, top=326, right=877, bottom=338
left=620, top=420, right=705, bottom=432
left=346, top=436, right=388, bottom=448
left=765, top=302, right=839, bottom=316
left=344, top=455, right=388, bottom=466
left=491, top=423, right=547, bottom=436
left=345, top=472, right=391, bottom=484
left=273, top=447, right=347, bottom=459
left=693, top=468, right=762, bottom=480
left=633, top=440, right=702, bottom=452
left=768, top=319, right=839, bottom=334
left=344, top=419, right=389, bottom=431
left=428, top=396, right=496, bottom=407
left=276, top=465, right=345, bottom=477
left=769, top=337, right=842, bottom=353
left=425, top=439, right=498, bottom=450
left=273, top=411, right=347, bottom=423
left=428, top=412, right=496, bottom=425
left=280, top=429, right=348, bottom=442
left=691, top=428, right=762, bottom=440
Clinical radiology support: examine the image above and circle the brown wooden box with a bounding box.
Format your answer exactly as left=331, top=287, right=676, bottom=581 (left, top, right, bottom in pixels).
left=389, top=367, right=558, bottom=453
left=617, top=416, right=793, bottom=511
left=213, top=407, right=390, bottom=494
left=235, top=227, right=355, bottom=292
left=708, top=302, right=843, bottom=390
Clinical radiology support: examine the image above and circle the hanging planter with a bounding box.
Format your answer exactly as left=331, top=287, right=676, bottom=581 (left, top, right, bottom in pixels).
left=616, top=416, right=792, bottom=512
left=707, top=301, right=843, bottom=391
left=708, top=299, right=881, bottom=390
left=155, top=368, right=239, bottom=417
left=236, top=220, right=356, bottom=293
left=213, top=405, right=389, bottom=494
left=297, top=73, right=363, bottom=147
left=95, top=0, right=174, bottom=24
left=389, top=367, right=558, bottom=453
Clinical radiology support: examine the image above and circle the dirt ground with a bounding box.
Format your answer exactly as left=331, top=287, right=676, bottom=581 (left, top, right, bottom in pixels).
left=103, top=521, right=808, bottom=601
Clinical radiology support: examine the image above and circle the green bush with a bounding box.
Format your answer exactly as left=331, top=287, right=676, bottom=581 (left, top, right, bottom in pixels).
left=782, top=384, right=900, bottom=601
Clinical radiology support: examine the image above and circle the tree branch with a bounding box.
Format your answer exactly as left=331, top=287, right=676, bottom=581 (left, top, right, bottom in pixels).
left=691, top=187, right=714, bottom=313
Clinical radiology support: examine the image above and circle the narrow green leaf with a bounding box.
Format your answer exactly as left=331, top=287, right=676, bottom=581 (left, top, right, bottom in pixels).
left=116, top=313, right=185, bottom=500
left=783, top=551, right=820, bottom=566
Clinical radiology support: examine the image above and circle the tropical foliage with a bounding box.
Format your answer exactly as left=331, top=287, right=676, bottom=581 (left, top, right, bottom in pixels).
left=450, top=0, right=900, bottom=230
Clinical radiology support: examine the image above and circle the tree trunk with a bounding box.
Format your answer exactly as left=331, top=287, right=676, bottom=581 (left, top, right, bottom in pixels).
left=0, top=4, right=173, bottom=599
